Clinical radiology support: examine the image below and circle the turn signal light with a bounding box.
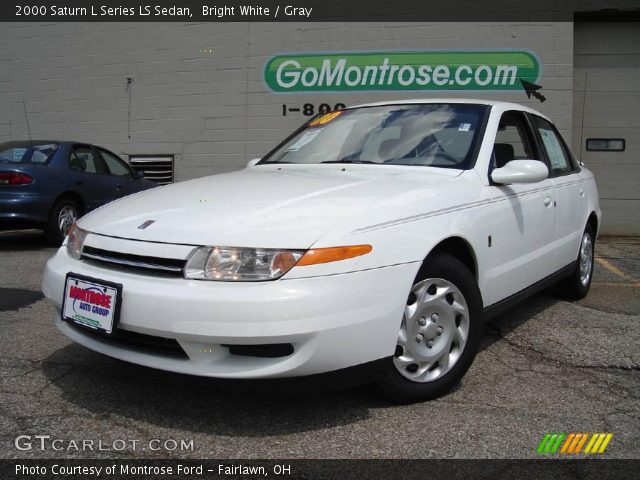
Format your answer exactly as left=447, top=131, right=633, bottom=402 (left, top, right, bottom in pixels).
left=0, top=171, right=34, bottom=185
left=297, top=245, right=373, bottom=266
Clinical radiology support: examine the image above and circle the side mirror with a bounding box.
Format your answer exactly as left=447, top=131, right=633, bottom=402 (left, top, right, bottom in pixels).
left=491, top=160, right=549, bottom=185
left=246, top=158, right=261, bottom=168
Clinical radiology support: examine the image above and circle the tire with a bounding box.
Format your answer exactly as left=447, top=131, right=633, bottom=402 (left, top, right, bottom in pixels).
left=556, top=224, right=595, bottom=300
left=376, top=253, right=484, bottom=403
left=45, top=198, right=79, bottom=246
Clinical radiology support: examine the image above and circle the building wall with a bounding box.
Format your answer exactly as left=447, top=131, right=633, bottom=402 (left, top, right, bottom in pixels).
left=0, top=22, right=573, bottom=181
left=572, top=21, right=640, bottom=235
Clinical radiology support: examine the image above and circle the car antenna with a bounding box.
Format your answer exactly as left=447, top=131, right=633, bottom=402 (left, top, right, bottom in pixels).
left=22, top=100, right=33, bottom=147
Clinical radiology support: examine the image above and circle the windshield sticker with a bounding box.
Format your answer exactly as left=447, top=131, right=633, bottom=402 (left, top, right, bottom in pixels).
left=539, top=129, right=566, bottom=169
left=458, top=123, right=471, bottom=132
left=287, top=128, right=323, bottom=151
left=309, top=110, right=343, bottom=127
left=13, top=148, right=27, bottom=161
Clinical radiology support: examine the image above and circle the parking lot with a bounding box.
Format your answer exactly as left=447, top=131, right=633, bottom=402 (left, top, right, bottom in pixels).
left=1, top=231, right=638, bottom=459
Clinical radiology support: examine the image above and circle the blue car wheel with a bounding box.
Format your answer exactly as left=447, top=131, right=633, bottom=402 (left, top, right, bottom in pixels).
left=45, top=198, right=79, bottom=246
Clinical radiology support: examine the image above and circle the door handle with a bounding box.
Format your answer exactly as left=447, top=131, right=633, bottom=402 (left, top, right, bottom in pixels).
left=544, top=196, right=553, bottom=208
left=75, top=181, right=83, bottom=186
left=116, top=184, right=122, bottom=190
left=579, top=189, right=586, bottom=198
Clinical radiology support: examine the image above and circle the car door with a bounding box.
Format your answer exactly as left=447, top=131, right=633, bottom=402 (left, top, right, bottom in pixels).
left=529, top=114, right=588, bottom=270
left=485, top=110, right=557, bottom=300
left=67, top=145, right=116, bottom=211
left=95, top=147, right=139, bottom=197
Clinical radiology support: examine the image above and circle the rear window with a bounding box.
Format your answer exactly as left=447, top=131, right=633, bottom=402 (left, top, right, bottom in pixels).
left=0, top=142, right=59, bottom=165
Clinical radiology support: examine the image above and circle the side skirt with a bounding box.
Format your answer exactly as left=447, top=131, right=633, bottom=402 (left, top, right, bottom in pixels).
left=483, top=261, right=577, bottom=320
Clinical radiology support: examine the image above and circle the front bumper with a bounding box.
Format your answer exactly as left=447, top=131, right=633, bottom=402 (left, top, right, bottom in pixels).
left=43, top=247, right=417, bottom=378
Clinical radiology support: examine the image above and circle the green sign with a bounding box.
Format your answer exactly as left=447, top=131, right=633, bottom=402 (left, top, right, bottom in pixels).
left=264, top=51, right=540, bottom=92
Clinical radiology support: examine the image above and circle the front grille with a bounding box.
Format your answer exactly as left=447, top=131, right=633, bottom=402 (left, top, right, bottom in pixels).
left=81, top=246, right=186, bottom=277
left=70, top=323, right=188, bottom=359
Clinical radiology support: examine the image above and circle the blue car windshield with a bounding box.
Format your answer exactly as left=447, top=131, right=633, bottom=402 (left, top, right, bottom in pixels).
left=261, top=103, right=488, bottom=169
left=0, top=142, right=59, bottom=165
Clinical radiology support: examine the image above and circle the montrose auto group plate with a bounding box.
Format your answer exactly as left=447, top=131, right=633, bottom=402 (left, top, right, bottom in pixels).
left=62, top=273, right=122, bottom=335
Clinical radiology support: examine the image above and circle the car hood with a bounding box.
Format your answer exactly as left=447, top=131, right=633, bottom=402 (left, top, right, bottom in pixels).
left=79, top=165, right=462, bottom=248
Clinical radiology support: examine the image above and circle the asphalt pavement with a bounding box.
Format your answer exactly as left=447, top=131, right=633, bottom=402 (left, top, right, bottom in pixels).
left=1, top=230, right=638, bottom=459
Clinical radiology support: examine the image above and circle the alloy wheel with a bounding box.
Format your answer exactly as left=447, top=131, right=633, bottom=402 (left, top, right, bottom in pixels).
left=57, top=205, right=78, bottom=237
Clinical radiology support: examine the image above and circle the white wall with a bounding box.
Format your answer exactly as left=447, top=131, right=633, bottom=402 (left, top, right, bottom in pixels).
left=0, top=22, right=573, bottom=181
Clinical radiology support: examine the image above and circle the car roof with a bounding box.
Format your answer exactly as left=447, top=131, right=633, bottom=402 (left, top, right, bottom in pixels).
left=347, top=98, right=550, bottom=120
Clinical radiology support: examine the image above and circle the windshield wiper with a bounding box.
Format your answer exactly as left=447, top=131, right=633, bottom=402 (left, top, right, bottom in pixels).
left=321, top=159, right=378, bottom=164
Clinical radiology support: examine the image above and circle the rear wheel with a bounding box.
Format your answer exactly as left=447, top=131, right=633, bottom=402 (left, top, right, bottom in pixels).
left=556, top=224, right=595, bottom=300
left=45, top=198, right=79, bottom=246
left=377, top=253, right=483, bottom=403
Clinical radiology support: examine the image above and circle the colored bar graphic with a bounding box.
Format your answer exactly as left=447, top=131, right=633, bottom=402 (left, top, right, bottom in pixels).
left=560, top=434, right=575, bottom=453
left=568, top=433, right=583, bottom=453
left=537, top=433, right=566, bottom=454
left=575, top=433, right=589, bottom=453
left=545, top=434, right=558, bottom=453
left=584, top=434, right=599, bottom=453
left=598, top=433, right=614, bottom=453
left=550, top=434, right=565, bottom=453
left=538, top=433, right=613, bottom=454
left=537, top=434, right=552, bottom=454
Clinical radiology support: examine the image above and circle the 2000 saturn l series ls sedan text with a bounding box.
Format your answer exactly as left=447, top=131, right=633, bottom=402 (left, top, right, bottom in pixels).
left=42, top=100, right=600, bottom=403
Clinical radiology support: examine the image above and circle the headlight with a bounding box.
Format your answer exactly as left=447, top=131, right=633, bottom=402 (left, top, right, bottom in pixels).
left=184, top=247, right=304, bottom=281
left=66, top=223, right=88, bottom=260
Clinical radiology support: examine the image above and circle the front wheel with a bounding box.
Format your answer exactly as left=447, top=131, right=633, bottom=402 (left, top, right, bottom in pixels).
left=377, top=253, right=483, bottom=403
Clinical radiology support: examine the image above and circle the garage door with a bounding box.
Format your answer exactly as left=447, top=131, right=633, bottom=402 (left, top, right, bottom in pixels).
left=573, top=21, right=640, bottom=236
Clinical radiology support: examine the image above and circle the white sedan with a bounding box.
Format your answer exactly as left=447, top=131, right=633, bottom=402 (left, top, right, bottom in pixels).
left=42, top=99, right=600, bottom=402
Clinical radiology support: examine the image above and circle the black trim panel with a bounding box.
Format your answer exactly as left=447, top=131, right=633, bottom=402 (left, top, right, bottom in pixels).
left=484, top=262, right=576, bottom=319
left=68, top=322, right=188, bottom=359
left=224, top=343, right=295, bottom=358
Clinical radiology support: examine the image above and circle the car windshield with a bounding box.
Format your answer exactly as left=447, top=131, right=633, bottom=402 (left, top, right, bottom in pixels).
left=0, top=142, right=59, bottom=165
left=262, top=104, right=488, bottom=169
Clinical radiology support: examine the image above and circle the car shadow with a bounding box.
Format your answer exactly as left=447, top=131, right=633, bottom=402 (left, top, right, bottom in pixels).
left=41, top=291, right=559, bottom=437
left=480, top=290, right=559, bottom=352
left=42, top=344, right=386, bottom=437
left=0, top=230, right=52, bottom=251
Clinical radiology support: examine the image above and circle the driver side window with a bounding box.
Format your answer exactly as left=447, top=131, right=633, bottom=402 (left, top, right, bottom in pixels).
left=493, top=111, right=537, bottom=169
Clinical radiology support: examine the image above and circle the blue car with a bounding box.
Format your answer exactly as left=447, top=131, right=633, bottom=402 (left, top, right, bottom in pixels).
left=0, top=141, right=156, bottom=244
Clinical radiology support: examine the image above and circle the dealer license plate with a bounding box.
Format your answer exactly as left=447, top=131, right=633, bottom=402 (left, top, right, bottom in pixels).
left=62, top=273, right=122, bottom=335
